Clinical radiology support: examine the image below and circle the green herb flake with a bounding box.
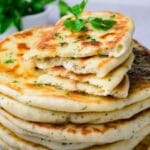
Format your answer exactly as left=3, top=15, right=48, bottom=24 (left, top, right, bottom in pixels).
left=86, top=36, right=99, bottom=43
left=55, top=33, right=63, bottom=40
left=60, top=42, right=68, bottom=47
left=12, top=80, right=19, bottom=83
left=82, top=106, right=87, bottom=110
left=4, top=59, right=16, bottom=64
left=108, top=78, right=111, bottom=82
left=110, top=15, right=116, bottom=18
left=33, top=81, right=44, bottom=86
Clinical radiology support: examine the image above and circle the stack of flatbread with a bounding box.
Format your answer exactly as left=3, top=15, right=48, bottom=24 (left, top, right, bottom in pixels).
left=0, top=11, right=149, bottom=150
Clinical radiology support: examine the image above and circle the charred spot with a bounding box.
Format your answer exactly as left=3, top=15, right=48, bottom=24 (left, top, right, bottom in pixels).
left=104, top=123, right=118, bottom=130
left=37, top=32, right=57, bottom=51
left=93, top=127, right=102, bottom=133
left=81, top=41, right=100, bottom=46
left=60, top=42, right=68, bottom=47
left=51, top=66, right=65, bottom=72
left=17, top=43, right=30, bottom=50
left=78, top=56, right=92, bottom=63
left=100, top=32, right=115, bottom=39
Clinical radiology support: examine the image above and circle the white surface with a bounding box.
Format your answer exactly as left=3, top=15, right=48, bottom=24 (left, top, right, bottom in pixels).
left=48, top=0, right=150, bottom=48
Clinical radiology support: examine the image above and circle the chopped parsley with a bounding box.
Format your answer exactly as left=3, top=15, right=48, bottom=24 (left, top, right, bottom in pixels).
left=12, top=80, right=19, bottom=83
left=4, top=58, right=16, bottom=64
left=108, top=78, right=111, bottom=82
left=55, top=33, right=64, bottom=40
left=82, top=106, right=87, bottom=110
left=33, top=81, right=45, bottom=86
left=86, top=36, right=99, bottom=43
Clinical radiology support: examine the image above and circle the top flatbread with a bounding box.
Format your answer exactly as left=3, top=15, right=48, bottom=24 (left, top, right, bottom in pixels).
left=35, top=11, right=134, bottom=58
left=0, top=25, right=132, bottom=78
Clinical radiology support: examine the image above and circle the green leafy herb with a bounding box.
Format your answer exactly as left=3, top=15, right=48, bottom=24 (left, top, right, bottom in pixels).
left=62, top=0, right=116, bottom=32
left=88, top=17, right=117, bottom=31
left=12, top=80, right=19, bottom=83
left=86, top=36, right=99, bottom=43
left=64, top=18, right=85, bottom=32
left=69, top=0, right=88, bottom=19
left=82, top=106, right=87, bottom=110
left=0, top=0, right=55, bottom=33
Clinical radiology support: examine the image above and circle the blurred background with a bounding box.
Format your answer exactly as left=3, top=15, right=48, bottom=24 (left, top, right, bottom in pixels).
left=0, top=0, right=150, bottom=48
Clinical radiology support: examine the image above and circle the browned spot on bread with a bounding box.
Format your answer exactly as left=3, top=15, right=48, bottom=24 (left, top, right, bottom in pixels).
left=77, top=56, right=92, bottom=64
left=81, top=41, right=101, bottom=47
left=93, top=127, right=101, bottom=132
left=115, top=76, right=127, bottom=91
left=67, top=127, right=77, bottom=134
left=37, top=30, right=57, bottom=52
left=100, top=32, right=115, bottom=39
left=54, top=19, right=64, bottom=33
left=50, top=66, right=66, bottom=72
left=17, top=43, right=30, bottom=50
left=0, top=38, right=10, bottom=51
left=99, top=57, right=113, bottom=67
left=8, top=84, right=21, bottom=92
left=14, top=30, right=33, bottom=38
left=81, top=127, right=92, bottom=135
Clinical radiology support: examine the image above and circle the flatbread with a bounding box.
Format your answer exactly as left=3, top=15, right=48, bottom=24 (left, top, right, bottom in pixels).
left=36, top=74, right=129, bottom=98
left=0, top=25, right=133, bottom=78
left=34, top=44, right=132, bottom=77
left=35, top=11, right=134, bottom=58
left=0, top=108, right=149, bottom=144
left=0, top=137, right=13, bottom=150
left=0, top=110, right=149, bottom=150
left=0, top=92, right=149, bottom=124
left=0, top=71, right=149, bottom=113
left=0, top=113, right=94, bottom=150
left=36, top=53, right=134, bottom=97
left=88, top=125, right=150, bottom=150
left=0, top=108, right=149, bottom=150
left=0, top=72, right=149, bottom=113
left=0, top=123, right=47, bottom=150
left=41, top=53, right=133, bottom=91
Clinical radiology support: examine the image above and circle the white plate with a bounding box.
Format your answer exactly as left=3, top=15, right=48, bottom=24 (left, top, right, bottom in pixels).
left=47, top=0, right=150, bottom=48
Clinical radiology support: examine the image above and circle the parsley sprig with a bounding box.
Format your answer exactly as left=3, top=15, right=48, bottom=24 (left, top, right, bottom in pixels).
left=59, top=0, right=117, bottom=32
